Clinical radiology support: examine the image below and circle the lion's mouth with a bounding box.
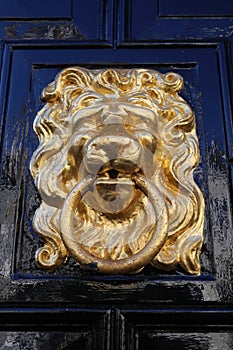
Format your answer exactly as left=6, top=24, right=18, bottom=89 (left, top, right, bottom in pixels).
left=92, top=159, right=141, bottom=202
left=96, top=159, right=141, bottom=177
left=80, top=160, right=143, bottom=212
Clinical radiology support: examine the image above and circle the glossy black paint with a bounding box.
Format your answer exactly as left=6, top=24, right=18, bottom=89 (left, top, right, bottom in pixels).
left=0, top=1, right=232, bottom=349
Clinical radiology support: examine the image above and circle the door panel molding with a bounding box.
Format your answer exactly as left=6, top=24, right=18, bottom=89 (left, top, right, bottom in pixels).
left=0, top=42, right=232, bottom=305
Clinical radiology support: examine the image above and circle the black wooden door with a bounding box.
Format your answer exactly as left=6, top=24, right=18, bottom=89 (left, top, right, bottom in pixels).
left=0, top=1, right=233, bottom=349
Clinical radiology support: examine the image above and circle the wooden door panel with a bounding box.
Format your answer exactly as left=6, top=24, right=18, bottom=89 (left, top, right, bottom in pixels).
left=0, top=332, right=91, bottom=350
left=0, top=0, right=113, bottom=45
left=116, top=310, right=233, bottom=350
left=118, top=0, right=233, bottom=42
left=0, top=1, right=232, bottom=349
left=158, top=0, right=233, bottom=17
left=0, top=42, right=232, bottom=304
left=0, top=0, right=72, bottom=19
left=0, top=309, right=110, bottom=350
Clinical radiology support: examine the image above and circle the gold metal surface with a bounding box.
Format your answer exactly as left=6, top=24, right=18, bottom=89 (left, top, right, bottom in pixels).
left=30, top=67, right=204, bottom=274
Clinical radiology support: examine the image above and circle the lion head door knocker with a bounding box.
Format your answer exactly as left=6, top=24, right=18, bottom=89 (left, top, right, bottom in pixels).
left=30, top=67, right=204, bottom=275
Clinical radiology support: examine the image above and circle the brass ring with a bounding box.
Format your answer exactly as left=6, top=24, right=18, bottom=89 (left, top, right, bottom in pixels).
left=60, top=174, right=168, bottom=274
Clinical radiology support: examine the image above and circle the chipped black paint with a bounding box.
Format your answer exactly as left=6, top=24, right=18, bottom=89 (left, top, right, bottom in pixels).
left=83, top=262, right=99, bottom=272
left=4, top=22, right=86, bottom=41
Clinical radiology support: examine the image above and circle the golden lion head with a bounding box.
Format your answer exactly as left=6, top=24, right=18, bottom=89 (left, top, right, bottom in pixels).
left=30, top=67, right=204, bottom=274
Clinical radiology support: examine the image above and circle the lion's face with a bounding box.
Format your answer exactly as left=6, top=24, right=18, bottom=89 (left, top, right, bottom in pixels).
left=69, top=101, right=157, bottom=213
left=30, top=67, right=204, bottom=275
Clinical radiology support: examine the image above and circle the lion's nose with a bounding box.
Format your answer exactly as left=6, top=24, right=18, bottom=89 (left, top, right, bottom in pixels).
left=102, top=114, right=124, bottom=126
left=84, top=135, right=142, bottom=175
left=100, top=113, right=124, bottom=127
left=88, top=136, right=141, bottom=158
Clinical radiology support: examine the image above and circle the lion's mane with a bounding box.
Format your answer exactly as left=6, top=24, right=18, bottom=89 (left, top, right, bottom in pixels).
left=30, top=67, right=204, bottom=274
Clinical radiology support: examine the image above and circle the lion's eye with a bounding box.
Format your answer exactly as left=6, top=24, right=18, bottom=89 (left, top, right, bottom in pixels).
left=129, top=96, right=153, bottom=108
left=80, top=96, right=101, bottom=107
left=125, top=118, right=154, bottom=132
left=74, top=117, right=97, bottom=131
